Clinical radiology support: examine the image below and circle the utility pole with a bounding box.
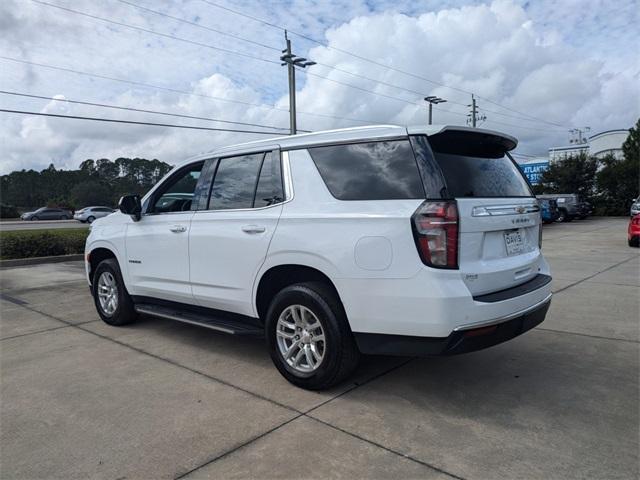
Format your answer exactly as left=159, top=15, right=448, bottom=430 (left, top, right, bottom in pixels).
left=471, top=94, right=477, bottom=128
left=280, top=31, right=315, bottom=135
left=569, top=127, right=591, bottom=144
left=467, top=94, right=486, bottom=128
left=424, top=96, right=447, bottom=125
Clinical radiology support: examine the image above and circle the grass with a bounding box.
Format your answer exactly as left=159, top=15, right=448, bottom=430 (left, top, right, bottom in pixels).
left=0, top=228, right=89, bottom=260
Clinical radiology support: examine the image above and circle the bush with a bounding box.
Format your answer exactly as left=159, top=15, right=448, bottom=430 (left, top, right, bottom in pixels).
left=0, top=229, right=89, bottom=260
left=0, top=204, right=20, bottom=219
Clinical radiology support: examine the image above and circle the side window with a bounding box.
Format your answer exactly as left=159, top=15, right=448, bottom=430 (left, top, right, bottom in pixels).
left=254, top=152, right=284, bottom=207
left=209, top=153, right=263, bottom=210
left=150, top=162, right=203, bottom=214
left=307, top=140, right=425, bottom=200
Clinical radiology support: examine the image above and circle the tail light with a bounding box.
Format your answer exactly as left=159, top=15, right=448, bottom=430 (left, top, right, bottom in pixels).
left=411, top=201, right=458, bottom=269
left=538, top=224, right=543, bottom=248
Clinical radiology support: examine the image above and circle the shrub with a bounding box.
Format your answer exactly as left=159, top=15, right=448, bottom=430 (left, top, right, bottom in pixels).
left=0, top=204, right=20, bottom=219
left=0, top=228, right=89, bottom=260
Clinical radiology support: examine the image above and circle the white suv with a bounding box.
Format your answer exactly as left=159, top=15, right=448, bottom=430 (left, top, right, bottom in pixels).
left=85, top=125, right=552, bottom=389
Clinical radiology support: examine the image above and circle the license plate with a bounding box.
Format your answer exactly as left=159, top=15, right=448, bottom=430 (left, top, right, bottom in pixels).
left=504, top=229, right=525, bottom=256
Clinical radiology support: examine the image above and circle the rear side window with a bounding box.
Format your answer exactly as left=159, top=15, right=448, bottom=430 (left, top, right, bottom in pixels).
left=307, top=140, right=425, bottom=200
left=254, top=152, right=284, bottom=207
left=433, top=153, right=532, bottom=198
left=209, top=153, right=263, bottom=210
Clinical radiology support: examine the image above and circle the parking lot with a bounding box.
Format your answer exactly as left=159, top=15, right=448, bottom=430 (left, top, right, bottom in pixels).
left=1, top=217, right=638, bottom=479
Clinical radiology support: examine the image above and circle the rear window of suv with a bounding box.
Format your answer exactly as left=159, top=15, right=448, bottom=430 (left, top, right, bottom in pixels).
left=307, top=140, right=425, bottom=200
left=433, top=153, right=532, bottom=198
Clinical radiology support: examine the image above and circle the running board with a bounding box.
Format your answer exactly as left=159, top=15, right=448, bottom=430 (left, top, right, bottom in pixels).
left=134, top=304, right=264, bottom=337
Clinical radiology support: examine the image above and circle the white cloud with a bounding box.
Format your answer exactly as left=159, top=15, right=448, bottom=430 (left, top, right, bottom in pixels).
left=0, top=0, right=638, bottom=174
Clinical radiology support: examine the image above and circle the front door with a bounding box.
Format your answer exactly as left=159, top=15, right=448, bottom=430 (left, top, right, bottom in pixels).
left=125, top=161, right=204, bottom=304
left=189, top=150, right=284, bottom=316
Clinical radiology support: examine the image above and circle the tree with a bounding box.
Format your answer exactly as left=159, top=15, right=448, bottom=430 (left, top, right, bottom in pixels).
left=0, top=157, right=172, bottom=209
left=534, top=152, right=598, bottom=198
left=71, top=180, right=113, bottom=207
left=595, top=120, right=640, bottom=215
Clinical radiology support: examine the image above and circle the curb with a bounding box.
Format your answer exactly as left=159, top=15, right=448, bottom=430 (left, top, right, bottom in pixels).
left=0, top=254, right=84, bottom=268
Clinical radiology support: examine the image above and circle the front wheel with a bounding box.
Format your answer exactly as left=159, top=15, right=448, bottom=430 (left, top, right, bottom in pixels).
left=87, top=216, right=95, bottom=223
left=92, top=258, right=137, bottom=326
left=266, top=282, right=360, bottom=390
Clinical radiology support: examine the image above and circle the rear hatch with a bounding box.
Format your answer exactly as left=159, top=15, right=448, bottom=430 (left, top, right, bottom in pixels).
left=426, top=129, right=543, bottom=297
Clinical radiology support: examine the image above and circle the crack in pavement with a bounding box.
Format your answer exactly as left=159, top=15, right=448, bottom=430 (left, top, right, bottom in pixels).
left=552, top=253, right=640, bottom=295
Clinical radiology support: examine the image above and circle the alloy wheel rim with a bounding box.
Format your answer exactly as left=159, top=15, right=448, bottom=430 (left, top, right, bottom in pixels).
left=97, top=271, right=118, bottom=316
left=276, top=304, right=325, bottom=373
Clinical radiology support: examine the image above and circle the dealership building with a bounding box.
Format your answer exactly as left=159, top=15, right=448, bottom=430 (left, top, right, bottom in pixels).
left=514, top=128, right=630, bottom=184
left=548, top=129, right=629, bottom=162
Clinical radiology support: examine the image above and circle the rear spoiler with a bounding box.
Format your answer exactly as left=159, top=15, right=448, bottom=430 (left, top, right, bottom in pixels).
left=408, top=126, right=517, bottom=158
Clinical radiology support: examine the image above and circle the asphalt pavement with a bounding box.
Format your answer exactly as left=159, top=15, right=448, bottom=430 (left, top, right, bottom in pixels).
left=0, top=217, right=638, bottom=479
left=0, top=219, right=89, bottom=231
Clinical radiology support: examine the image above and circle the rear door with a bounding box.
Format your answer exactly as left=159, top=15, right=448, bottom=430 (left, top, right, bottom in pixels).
left=427, top=133, right=543, bottom=296
left=189, top=149, right=285, bottom=316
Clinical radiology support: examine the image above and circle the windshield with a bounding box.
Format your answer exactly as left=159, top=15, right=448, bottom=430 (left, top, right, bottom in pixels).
left=432, top=152, right=533, bottom=198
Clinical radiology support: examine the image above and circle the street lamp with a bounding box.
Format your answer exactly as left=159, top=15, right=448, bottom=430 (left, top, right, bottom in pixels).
left=280, top=32, right=316, bottom=134
left=424, top=96, right=447, bottom=125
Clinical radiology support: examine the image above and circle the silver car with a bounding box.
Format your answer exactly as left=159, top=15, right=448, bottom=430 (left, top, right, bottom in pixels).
left=74, top=206, right=114, bottom=223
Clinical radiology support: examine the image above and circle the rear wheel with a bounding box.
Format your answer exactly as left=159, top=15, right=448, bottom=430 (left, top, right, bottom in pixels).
left=92, top=258, right=137, bottom=326
left=629, top=237, right=640, bottom=248
left=266, top=282, right=360, bottom=390
left=557, top=209, right=572, bottom=222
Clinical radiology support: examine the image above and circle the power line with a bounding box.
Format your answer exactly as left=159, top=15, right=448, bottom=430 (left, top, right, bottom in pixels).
left=34, top=0, right=566, bottom=130
left=0, top=90, right=296, bottom=132
left=117, top=0, right=462, bottom=110
left=0, top=108, right=287, bottom=135
left=0, top=56, right=378, bottom=125
left=31, top=0, right=280, bottom=66
left=114, top=0, right=281, bottom=53
left=198, top=0, right=569, bottom=129
left=119, top=0, right=552, bottom=127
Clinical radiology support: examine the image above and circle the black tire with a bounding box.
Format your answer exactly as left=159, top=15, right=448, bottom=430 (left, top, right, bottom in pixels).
left=31, top=216, right=39, bottom=221
left=92, top=258, right=137, bottom=326
left=87, top=216, right=96, bottom=223
left=265, top=282, right=360, bottom=390
left=557, top=209, right=572, bottom=222
left=629, top=237, right=640, bottom=248
left=58, top=215, right=64, bottom=220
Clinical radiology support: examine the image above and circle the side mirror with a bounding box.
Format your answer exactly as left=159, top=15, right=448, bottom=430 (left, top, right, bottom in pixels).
left=118, top=195, right=142, bottom=221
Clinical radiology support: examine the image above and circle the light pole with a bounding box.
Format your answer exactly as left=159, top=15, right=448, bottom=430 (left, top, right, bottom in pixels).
left=424, top=96, right=447, bottom=125
left=280, top=31, right=316, bottom=135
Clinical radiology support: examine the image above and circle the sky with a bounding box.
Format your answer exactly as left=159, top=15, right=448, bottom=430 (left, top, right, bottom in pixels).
left=0, top=0, right=638, bottom=174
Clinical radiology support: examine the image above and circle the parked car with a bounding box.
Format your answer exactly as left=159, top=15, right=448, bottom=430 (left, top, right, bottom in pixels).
left=85, top=125, right=552, bottom=390
left=20, top=207, right=72, bottom=221
left=538, top=198, right=559, bottom=224
left=628, top=214, right=640, bottom=247
left=74, top=206, right=115, bottom=223
left=630, top=197, right=640, bottom=217
left=536, top=194, right=584, bottom=222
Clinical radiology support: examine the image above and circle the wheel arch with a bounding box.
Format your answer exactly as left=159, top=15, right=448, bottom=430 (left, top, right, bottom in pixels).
left=87, top=241, right=124, bottom=287
left=254, top=263, right=346, bottom=323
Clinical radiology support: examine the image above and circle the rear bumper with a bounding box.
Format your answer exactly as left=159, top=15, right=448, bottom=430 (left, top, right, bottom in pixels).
left=354, top=294, right=551, bottom=356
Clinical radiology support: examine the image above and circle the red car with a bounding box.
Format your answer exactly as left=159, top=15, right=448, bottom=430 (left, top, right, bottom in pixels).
left=629, top=214, right=640, bottom=247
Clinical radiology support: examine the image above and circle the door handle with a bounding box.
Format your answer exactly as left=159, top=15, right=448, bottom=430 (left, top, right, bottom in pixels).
left=241, top=225, right=266, bottom=234
left=169, top=225, right=187, bottom=233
